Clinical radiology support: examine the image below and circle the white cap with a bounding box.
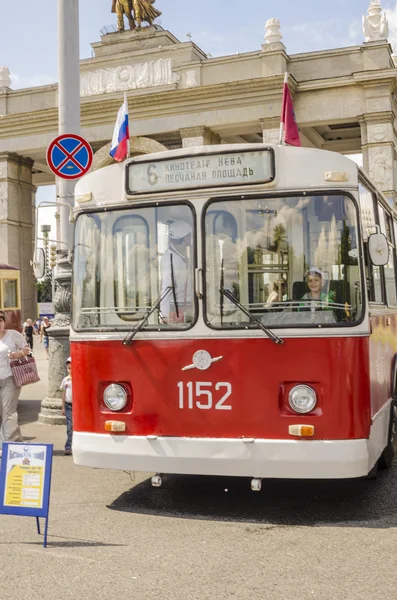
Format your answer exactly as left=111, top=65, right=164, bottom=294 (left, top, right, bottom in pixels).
left=66, top=357, right=71, bottom=363
left=169, top=220, right=192, bottom=240
left=305, top=267, right=325, bottom=279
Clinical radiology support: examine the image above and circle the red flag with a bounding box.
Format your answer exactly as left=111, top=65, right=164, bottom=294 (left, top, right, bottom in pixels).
left=280, top=73, right=301, bottom=147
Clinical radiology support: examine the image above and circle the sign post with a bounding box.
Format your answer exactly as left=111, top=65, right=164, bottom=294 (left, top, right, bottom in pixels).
left=0, top=443, right=53, bottom=548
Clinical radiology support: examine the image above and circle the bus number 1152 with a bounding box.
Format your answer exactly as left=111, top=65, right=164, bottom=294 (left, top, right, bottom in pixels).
left=177, top=382, right=232, bottom=411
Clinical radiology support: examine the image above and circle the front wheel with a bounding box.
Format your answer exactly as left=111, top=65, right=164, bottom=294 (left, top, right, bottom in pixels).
left=378, top=399, right=397, bottom=470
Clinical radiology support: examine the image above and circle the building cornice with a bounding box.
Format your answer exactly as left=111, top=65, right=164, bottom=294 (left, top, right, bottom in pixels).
left=80, top=42, right=206, bottom=72
left=289, top=42, right=389, bottom=62
left=0, top=76, right=285, bottom=140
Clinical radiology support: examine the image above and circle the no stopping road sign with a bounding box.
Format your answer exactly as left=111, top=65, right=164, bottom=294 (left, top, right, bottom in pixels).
left=47, top=134, right=93, bottom=180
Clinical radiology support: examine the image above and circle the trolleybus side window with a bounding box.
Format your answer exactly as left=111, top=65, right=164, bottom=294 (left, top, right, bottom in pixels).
left=73, top=213, right=101, bottom=327
left=359, top=182, right=384, bottom=304
left=378, top=205, right=397, bottom=306
left=204, top=193, right=363, bottom=329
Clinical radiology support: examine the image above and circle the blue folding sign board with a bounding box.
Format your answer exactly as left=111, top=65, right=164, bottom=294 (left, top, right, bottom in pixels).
left=0, top=443, right=53, bottom=547
left=47, top=133, right=93, bottom=180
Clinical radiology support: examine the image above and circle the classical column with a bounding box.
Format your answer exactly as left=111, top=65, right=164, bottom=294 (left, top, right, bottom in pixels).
left=360, top=112, right=397, bottom=205
left=38, top=269, right=72, bottom=425
left=180, top=126, right=221, bottom=148
left=260, top=117, right=282, bottom=145
left=0, top=152, right=36, bottom=321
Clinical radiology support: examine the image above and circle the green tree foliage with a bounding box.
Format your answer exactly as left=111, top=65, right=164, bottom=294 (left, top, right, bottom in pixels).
left=37, top=279, right=52, bottom=302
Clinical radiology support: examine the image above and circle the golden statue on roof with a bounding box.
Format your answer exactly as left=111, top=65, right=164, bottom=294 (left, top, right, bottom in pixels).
left=133, top=0, right=162, bottom=27
left=112, top=0, right=162, bottom=32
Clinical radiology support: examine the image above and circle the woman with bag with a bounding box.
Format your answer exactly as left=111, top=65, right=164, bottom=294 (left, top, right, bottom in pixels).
left=0, top=311, right=30, bottom=443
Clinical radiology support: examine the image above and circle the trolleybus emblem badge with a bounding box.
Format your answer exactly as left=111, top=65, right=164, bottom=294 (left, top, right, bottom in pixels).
left=182, top=350, right=223, bottom=371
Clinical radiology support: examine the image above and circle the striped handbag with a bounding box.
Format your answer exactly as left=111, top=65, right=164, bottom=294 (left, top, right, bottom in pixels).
left=10, top=355, right=40, bottom=387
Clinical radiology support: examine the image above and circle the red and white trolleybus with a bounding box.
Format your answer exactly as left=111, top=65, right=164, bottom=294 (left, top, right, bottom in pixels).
left=70, top=144, right=397, bottom=489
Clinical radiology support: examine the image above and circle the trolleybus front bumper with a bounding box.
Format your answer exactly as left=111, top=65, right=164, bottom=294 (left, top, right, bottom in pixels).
left=73, top=433, right=375, bottom=479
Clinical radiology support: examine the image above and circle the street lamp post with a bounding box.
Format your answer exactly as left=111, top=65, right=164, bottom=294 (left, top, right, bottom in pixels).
left=41, top=224, right=51, bottom=276
left=38, top=0, right=80, bottom=425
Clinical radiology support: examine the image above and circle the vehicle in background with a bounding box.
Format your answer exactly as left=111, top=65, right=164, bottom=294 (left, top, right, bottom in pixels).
left=0, top=264, right=21, bottom=331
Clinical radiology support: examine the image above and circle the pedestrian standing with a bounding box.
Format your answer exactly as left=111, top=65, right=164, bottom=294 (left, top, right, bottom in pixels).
left=34, top=319, right=40, bottom=334
left=60, top=357, right=73, bottom=455
left=39, top=316, right=51, bottom=358
left=0, top=310, right=30, bottom=444
left=23, top=318, right=35, bottom=350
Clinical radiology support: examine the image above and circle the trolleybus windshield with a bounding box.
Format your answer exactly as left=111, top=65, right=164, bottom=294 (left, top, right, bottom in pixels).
left=204, top=192, right=363, bottom=328
left=73, top=203, right=196, bottom=331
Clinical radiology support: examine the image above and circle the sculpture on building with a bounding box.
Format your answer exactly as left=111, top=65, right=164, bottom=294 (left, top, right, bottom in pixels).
left=264, top=18, right=282, bottom=45
left=133, top=0, right=162, bottom=27
left=363, top=0, right=389, bottom=42
left=0, top=66, right=11, bottom=89
left=112, top=0, right=161, bottom=31
left=112, top=0, right=136, bottom=31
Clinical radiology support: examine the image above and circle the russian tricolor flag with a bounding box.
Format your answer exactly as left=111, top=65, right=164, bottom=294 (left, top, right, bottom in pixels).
left=110, top=95, right=130, bottom=162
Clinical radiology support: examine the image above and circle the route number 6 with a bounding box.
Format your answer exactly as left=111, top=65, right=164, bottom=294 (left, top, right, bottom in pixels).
left=147, top=164, right=158, bottom=186
left=177, top=382, right=232, bottom=411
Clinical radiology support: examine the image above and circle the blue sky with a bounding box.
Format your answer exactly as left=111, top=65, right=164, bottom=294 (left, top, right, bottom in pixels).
left=1, top=0, right=397, bottom=89
left=0, top=0, right=394, bottom=232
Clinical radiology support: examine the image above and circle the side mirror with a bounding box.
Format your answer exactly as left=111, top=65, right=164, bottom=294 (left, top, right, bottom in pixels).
left=32, top=248, right=45, bottom=279
left=368, top=232, right=389, bottom=267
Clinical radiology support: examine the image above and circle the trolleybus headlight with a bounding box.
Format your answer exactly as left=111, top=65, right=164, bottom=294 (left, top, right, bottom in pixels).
left=288, top=385, right=317, bottom=414
left=104, top=384, right=127, bottom=411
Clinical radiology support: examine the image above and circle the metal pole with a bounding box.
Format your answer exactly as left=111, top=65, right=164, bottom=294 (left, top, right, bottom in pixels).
left=38, top=1, right=80, bottom=426
left=57, top=0, right=80, bottom=250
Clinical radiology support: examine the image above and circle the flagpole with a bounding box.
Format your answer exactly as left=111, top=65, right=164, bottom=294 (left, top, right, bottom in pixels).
left=279, top=72, right=288, bottom=146
left=124, top=92, right=130, bottom=159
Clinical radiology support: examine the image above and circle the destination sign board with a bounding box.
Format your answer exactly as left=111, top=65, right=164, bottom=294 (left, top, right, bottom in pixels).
left=127, top=149, right=275, bottom=194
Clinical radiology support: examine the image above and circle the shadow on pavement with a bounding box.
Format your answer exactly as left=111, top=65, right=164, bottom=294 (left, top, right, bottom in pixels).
left=18, top=400, right=42, bottom=426
left=108, top=465, right=397, bottom=529
left=15, top=539, right=127, bottom=548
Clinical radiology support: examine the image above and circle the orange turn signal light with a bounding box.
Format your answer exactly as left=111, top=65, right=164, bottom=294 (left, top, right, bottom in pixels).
left=288, top=424, right=315, bottom=437
left=104, top=421, right=126, bottom=433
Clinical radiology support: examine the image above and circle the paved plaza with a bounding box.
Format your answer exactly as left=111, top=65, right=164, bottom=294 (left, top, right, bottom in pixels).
left=0, top=340, right=395, bottom=600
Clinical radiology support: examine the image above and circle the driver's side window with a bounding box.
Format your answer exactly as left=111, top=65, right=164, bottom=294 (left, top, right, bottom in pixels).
left=359, top=183, right=383, bottom=304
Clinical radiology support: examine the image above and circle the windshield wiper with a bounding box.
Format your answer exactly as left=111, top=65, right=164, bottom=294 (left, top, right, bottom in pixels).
left=220, top=288, right=284, bottom=345
left=170, top=253, right=179, bottom=319
left=122, top=287, right=172, bottom=346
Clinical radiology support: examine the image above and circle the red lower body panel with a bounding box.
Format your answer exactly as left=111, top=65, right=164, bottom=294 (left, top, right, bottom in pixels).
left=71, top=336, right=371, bottom=441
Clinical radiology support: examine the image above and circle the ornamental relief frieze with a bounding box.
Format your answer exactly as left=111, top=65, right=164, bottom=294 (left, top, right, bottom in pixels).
left=0, top=184, right=7, bottom=220
left=367, top=123, right=392, bottom=144
left=368, top=146, right=393, bottom=191
left=80, top=58, right=180, bottom=97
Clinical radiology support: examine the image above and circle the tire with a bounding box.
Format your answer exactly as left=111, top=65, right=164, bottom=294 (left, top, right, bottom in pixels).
left=378, top=398, right=397, bottom=470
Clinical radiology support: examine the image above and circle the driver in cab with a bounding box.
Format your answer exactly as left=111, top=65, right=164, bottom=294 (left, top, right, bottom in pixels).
left=160, top=220, right=193, bottom=323
left=300, top=267, right=335, bottom=311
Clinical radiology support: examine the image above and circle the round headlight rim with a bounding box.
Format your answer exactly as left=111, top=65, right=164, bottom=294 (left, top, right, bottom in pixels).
left=288, top=384, right=317, bottom=415
left=103, top=383, right=128, bottom=412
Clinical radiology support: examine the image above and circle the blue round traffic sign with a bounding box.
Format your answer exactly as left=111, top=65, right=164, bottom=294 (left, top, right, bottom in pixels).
left=46, top=134, right=93, bottom=180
